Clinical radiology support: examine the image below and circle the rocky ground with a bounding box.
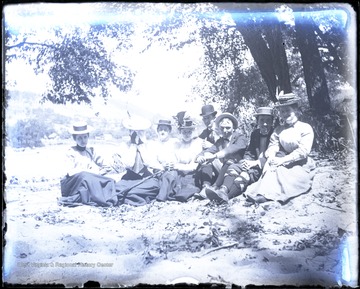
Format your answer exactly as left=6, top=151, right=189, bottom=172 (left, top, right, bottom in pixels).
left=3, top=144, right=358, bottom=287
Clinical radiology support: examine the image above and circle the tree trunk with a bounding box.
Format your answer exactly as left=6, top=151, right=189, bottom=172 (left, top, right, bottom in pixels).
left=236, top=16, right=291, bottom=102
left=294, top=13, right=331, bottom=115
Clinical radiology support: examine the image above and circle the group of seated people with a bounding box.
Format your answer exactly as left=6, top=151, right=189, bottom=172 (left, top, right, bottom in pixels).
left=59, top=93, right=316, bottom=208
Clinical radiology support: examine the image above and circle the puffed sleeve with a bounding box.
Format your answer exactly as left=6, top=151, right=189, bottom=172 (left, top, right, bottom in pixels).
left=63, top=147, right=76, bottom=177
left=283, top=122, right=314, bottom=164
left=64, top=147, right=95, bottom=176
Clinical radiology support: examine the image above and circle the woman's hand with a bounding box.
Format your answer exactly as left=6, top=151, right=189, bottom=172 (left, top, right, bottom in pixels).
left=163, top=162, right=174, bottom=171
left=196, top=155, right=207, bottom=164
left=268, top=156, right=285, bottom=167
left=196, top=153, right=216, bottom=164
left=239, top=159, right=258, bottom=170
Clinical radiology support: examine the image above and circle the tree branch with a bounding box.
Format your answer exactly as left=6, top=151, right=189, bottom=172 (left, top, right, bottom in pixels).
left=199, top=242, right=239, bottom=257
left=6, top=41, right=54, bottom=49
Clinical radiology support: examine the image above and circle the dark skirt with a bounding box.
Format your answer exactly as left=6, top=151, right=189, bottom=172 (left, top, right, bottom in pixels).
left=115, top=178, right=160, bottom=206
left=157, top=170, right=200, bottom=202
left=60, top=171, right=118, bottom=207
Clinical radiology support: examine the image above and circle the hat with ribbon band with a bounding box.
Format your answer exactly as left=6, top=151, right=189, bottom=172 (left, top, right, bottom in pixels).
left=253, top=107, right=274, bottom=117
left=275, top=93, right=301, bottom=107
left=69, top=122, right=92, bottom=134
left=215, top=112, right=239, bottom=130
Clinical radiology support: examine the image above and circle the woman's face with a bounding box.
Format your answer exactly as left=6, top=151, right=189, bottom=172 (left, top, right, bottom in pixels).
left=257, top=115, right=273, bottom=135
left=180, top=128, right=194, bottom=143
left=74, top=133, right=89, bottom=147
left=157, top=125, right=171, bottom=142
left=278, top=106, right=296, bottom=123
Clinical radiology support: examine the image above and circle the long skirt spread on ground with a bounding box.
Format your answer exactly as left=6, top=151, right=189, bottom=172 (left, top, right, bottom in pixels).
left=245, top=157, right=316, bottom=204
left=115, top=178, right=160, bottom=206
left=60, top=171, right=118, bottom=207
left=156, top=171, right=200, bottom=202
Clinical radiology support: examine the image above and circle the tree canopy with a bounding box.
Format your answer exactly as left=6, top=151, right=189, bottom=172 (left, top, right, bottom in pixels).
left=4, top=3, right=356, bottom=118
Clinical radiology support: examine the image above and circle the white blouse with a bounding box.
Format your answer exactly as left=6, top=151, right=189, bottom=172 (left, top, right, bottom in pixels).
left=265, top=121, right=314, bottom=163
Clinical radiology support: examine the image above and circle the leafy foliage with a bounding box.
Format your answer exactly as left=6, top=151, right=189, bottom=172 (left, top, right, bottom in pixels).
left=42, top=27, right=134, bottom=104
left=8, top=119, right=52, bottom=148
left=4, top=3, right=355, bottom=153
left=301, top=109, right=354, bottom=157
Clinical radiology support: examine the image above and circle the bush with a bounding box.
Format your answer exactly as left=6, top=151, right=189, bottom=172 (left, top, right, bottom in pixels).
left=8, top=119, right=54, bottom=148
left=301, top=109, right=355, bottom=158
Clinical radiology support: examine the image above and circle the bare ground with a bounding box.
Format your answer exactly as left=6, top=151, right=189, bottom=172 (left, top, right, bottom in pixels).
left=3, top=144, right=358, bottom=287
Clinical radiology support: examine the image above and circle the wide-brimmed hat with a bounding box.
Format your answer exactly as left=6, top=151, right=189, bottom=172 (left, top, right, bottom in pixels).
left=122, top=115, right=151, bottom=131
left=275, top=93, right=301, bottom=107
left=200, top=104, right=217, bottom=117
left=253, top=107, right=274, bottom=117
left=179, top=119, right=196, bottom=130
left=215, top=113, right=238, bottom=130
left=69, top=122, right=92, bottom=134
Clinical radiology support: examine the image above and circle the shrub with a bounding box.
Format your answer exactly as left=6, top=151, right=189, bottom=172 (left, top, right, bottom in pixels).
left=8, top=119, right=53, bottom=148
left=301, top=109, right=355, bottom=158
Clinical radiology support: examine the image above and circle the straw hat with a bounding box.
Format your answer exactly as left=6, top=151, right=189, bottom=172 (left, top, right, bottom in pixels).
left=215, top=112, right=238, bottom=130
left=69, top=122, right=92, bottom=134
left=253, top=107, right=274, bottom=117
left=275, top=93, right=301, bottom=107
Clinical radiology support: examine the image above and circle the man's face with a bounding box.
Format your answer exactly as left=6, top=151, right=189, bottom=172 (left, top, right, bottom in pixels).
left=157, top=125, right=171, bottom=142
left=257, top=115, right=273, bottom=135
left=74, top=133, right=89, bottom=147
left=218, top=118, right=234, bottom=139
left=202, top=114, right=216, bottom=128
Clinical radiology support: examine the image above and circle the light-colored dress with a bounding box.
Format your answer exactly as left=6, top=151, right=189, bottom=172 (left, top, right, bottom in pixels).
left=245, top=120, right=316, bottom=204
left=63, top=146, right=111, bottom=177
left=146, top=138, right=178, bottom=171
left=174, top=137, right=204, bottom=173
left=156, top=137, right=204, bottom=202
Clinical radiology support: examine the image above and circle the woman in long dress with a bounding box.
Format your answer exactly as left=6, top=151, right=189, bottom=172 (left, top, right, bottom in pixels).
left=114, top=115, right=160, bottom=206
left=60, top=122, right=118, bottom=207
left=245, top=93, right=316, bottom=205
left=154, top=114, right=203, bottom=202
